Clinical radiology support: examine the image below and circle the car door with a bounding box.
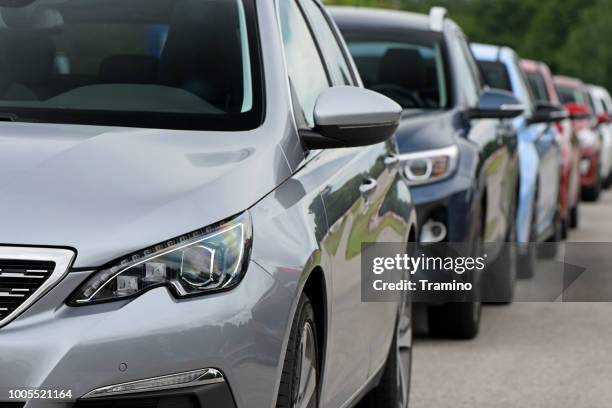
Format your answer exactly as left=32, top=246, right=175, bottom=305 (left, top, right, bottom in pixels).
left=453, top=32, right=515, bottom=244
left=278, top=0, right=383, bottom=406
left=292, top=1, right=405, bottom=406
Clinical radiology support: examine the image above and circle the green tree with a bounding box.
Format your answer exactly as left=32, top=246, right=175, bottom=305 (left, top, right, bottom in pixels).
left=558, top=0, right=612, bottom=90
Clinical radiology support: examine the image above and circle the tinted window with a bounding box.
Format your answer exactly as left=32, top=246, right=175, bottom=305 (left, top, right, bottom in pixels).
left=478, top=61, right=513, bottom=92
left=278, top=0, right=329, bottom=127
left=0, top=0, right=262, bottom=131
left=526, top=71, right=550, bottom=102
left=345, top=38, right=448, bottom=110
left=448, top=31, right=480, bottom=106
left=557, top=86, right=586, bottom=105
left=300, top=0, right=353, bottom=86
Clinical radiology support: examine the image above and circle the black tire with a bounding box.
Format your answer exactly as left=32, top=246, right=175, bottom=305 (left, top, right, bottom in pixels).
left=276, top=294, right=319, bottom=408
left=428, top=301, right=481, bottom=340
left=517, top=196, right=537, bottom=279
left=539, top=206, right=562, bottom=259
left=582, top=172, right=602, bottom=202
left=360, top=302, right=411, bottom=407
left=570, top=205, right=579, bottom=229
left=603, top=171, right=612, bottom=189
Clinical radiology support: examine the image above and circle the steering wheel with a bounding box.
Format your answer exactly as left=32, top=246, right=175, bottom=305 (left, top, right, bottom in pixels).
left=371, top=84, right=423, bottom=108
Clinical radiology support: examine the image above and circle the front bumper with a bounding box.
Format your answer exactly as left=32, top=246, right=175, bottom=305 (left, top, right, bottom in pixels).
left=410, top=171, right=474, bottom=243
left=0, top=261, right=290, bottom=408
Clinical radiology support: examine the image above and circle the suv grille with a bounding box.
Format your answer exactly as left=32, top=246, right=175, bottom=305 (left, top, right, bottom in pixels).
left=0, top=260, right=56, bottom=322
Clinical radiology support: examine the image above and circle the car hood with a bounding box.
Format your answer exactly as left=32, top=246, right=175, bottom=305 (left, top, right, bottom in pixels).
left=395, top=109, right=460, bottom=153
left=0, top=123, right=291, bottom=267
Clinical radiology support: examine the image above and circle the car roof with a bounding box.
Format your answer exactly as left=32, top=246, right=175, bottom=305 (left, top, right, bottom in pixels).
left=520, top=59, right=541, bottom=72
left=554, top=75, right=584, bottom=88
left=470, top=43, right=516, bottom=63
left=328, top=6, right=433, bottom=32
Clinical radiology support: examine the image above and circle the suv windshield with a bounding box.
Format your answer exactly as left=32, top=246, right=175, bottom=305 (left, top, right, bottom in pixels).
left=0, top=0, right=262, bottom=130
left=344, top=32, right=449, bottom=110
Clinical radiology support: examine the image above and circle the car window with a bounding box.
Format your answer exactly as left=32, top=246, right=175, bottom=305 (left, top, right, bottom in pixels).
left=526, top=71, right=550, bottom=102
left=556, top=85, right=586, bottom=105
left=300, top=0, right=353, bottom=86
left=479, top=61, right=513, bottom=92
left=0, top=0, right=263, bottom=131
left=448, top=31, right=480, bottom=107
left=346, top=38, right=448, bottom=110
left=278, top=0, right=330, bottom=127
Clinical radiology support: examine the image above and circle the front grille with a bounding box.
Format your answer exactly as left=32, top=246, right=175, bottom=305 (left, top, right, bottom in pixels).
left=0, top=259, right=55, bottom=322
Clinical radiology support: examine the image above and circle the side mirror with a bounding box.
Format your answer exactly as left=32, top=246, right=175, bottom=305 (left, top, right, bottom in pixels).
left=529, top=101, right=569, bottom=124
left=597, top=112, right=611, bottom=125
left=468, top=88, right=525, bottom=120
left=301, top=86, right=402, bottom=150
left=564, top=103, right=591, bottom=120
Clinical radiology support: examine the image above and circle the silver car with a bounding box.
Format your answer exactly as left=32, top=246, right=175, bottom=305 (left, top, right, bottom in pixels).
left=0, top=1, right=416, bottom=408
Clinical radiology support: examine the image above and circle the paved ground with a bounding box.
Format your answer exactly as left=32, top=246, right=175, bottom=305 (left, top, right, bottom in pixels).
left=410, top=190, right=612, bottom=408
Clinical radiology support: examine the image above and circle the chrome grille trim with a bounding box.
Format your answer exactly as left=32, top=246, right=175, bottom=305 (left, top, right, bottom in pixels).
left=0, top=247, right=75, bottom=329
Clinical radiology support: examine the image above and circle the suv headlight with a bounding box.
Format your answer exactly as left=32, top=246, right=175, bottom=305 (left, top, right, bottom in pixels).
left=400, top=145, right=459, bottom=186
left=69, top=213, right=252, bottom=305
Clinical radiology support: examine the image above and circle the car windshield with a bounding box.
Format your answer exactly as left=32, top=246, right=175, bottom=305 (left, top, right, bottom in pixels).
left=557, top=85, right=586, bottom=105
left=0, top=0, right=262, bottom=130
left=344, top=33, right=449, bottom=110
left=478, top=61, right=512, bottom=92
left=526, top=71, right=550, bottom=102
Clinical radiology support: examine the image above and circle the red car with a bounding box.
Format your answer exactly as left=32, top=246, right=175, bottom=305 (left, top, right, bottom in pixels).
left=554, top=75, right=602, bottom=202
left=522, top=60, right=580, bottom=235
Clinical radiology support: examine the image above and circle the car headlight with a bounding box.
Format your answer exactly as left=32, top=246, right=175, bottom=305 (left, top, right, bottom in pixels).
left=69, top=213, right=252, bottom=305
left=400, top=145, right=459, bottom=186
left=577, top=129, right=599, bottom=148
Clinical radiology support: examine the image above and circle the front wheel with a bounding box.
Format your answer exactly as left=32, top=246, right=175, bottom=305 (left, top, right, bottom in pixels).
left=570, top=205, right=579, bottom=229
left=276, top=294, right=319, bottom=408
left=360, top=306, right=412, bottom=408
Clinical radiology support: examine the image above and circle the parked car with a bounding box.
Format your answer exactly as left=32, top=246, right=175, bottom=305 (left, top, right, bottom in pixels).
left=472, top=44, right=564, bottom=275
left=0, top=1, right=417, bottom=408
left=587, top=84, right=612, bottom=188
left=332, top=6, right=525, bottom=339
left=521, top=59, right=581, bottom=235
left=555, top=76, right=604, bottom=201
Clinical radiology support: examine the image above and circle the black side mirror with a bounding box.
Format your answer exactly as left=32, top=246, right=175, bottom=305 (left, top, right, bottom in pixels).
left=468, top=88, right=525, bottom=120
left=529, top=101, right=569, bottom=124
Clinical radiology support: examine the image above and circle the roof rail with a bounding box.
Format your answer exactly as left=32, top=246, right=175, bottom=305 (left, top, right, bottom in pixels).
left=429, top=7, right=448, bottom=32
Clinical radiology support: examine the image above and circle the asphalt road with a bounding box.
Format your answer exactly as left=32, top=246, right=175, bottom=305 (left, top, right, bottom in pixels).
left=410, top=190, right=612, bottom=408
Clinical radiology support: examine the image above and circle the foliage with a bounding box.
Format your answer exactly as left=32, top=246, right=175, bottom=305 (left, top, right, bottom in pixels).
left=324, top=0, right=612, bottom=90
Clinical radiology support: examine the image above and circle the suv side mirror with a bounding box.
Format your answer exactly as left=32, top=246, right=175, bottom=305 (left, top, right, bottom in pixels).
left=302, top=86, right=402, bottom=149
left=564, top=103, right=591, bottom=120
left=597, top=112, right=611, bottom=125
left=468, top=89, right=525, bottom=120
left=529, top=101, right=569, bottom=124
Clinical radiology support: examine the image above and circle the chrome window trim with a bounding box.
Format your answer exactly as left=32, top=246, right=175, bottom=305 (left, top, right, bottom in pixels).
left=0, top=246, right=75, bottom=329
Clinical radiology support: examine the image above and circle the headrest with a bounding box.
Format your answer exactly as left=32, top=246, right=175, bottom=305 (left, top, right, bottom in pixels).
left=0, top=32, right=56, bottom=84
left=158, top=0, right=243, bottom=109
left=99, top=55, right=159, bottom=84
left=379, top=48, right=425, bottom=90
left=0, top=5, right=63, bottom=31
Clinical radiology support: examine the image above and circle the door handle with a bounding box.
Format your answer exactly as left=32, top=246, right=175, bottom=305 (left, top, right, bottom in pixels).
left=359, top=177, right=378, bottom=197
left=384, top=154, right=400, bottom=167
